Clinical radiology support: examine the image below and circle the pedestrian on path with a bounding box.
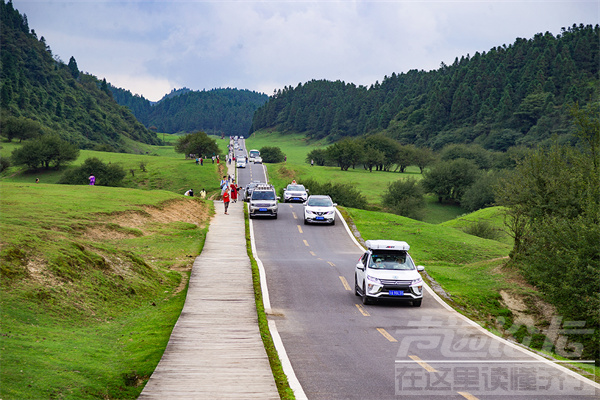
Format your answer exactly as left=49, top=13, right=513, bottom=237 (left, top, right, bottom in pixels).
left=200, top=188, right=206, bottom=199
left=230, top=180, right=239, bottom=203
left=220, top=175, right=229, bottom=198
left=223, top=189, right=230, bottom=214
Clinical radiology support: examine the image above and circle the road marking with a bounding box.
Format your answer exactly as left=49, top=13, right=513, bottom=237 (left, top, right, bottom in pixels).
left=288, top=204, right=293, bottom=208
left=339, top=276, right=351, bottom=291
left=303, top=239, right=309, bottom=246
left=327, top=261, right=335, bottom=267
left=377, top=328, right=397, bottom=342
left=409, top=355, right=438, bottom=372
left=292, top=212, right=297, bottom=219
left=297, top=225, right=303, bottom=234
left=457, top=392, right=479, bottom=400
left=355, top=304, right=370, bottom=317
left=309, top=251, right=316, bottom=256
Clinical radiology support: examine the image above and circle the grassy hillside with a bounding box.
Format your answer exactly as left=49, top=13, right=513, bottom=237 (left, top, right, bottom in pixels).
left=0, top=182, right=213, bottom=399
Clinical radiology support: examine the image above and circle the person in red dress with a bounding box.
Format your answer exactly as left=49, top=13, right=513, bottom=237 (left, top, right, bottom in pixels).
left=230, top=180, right=239, bottom=203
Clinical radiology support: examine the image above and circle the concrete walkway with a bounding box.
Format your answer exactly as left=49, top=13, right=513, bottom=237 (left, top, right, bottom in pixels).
left=138, top=164, right=279, bottom=399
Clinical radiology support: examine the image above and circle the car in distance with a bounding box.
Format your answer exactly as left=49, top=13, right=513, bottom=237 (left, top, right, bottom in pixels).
left=355, top=240, right=424, bottom=306
left=303, top=195, right=336, bottom=225
left=283, top=184, right=308, bottom=203
left=243, top=181, right=262, bottom=202
left=249, top=184, right=279, bottom=219
left=236, top=158, right=247, bottom=168
left=254, top=155, right=263, bottom=164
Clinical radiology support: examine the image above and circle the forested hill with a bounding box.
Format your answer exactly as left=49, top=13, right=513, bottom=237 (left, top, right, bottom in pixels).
left=110, top=86, right=268, bottom=138
left=250, top=24, right=599, bottom=151
left=0, top=0, right=161, bottom=151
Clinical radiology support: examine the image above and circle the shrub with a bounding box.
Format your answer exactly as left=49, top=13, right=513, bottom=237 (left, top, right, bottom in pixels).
left=259, top=146, right=285, bottom=163
left=301, top=178, right=367, bottom=209
left=59, top=157, right=126, bottom=187
left=382, top=178, right=425, bottom=220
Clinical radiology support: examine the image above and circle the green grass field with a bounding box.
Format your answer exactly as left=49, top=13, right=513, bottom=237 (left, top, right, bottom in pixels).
left=0, top=182, right=213, bottom=399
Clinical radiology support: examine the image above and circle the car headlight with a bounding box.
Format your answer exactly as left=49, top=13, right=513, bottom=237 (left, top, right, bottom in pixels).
left=366, top=275, right=381, bottom=284
left=411, top=277, right=423, bottom=285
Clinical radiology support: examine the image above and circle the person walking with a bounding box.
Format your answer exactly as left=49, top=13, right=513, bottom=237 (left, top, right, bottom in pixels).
left=200, top=188, right=206, bottom=199
left=223, top=188, right=230, bottom=215
left=220, top=176, right=229, bottom=198
left=200, top=157, right=203, bottom=166
left=184, top=189, right=194, bottom=196
left=230, top=180, right=239, bottom=203
left=89, top=174, right=96, bottom=185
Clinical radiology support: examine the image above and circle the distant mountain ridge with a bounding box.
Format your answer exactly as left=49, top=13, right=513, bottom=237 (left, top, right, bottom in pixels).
left=0, top=0, right=161, bottom=151
left=109, top=86, right=268, bottom=138
left=250, top=24, right=599, bottom=150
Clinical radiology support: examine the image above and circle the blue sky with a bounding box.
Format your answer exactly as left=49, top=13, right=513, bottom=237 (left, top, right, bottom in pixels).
left=14, top=0, right=600, bottom=101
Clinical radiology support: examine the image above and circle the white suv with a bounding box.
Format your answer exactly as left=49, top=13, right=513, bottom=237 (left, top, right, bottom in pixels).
left=283, top=184, right=308, bottom=203
left=304, top=195, right=336, bottom=225
left=355, top=240, right=424, bottom=306
left=249, top=184, right=279, bottom=219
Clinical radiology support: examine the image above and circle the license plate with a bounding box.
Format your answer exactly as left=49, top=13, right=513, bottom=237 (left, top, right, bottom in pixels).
left=389, top=290, right=404, bottom=296
left=293, top=197, right=300, bottom=201
left=316, top=216, right=324, bottom=220
left=259, top=208, right=267, bottom=212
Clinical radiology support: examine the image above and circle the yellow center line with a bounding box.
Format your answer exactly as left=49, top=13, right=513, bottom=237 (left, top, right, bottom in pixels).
left=288, top=204, right=293, bottom=208
left=355, top=304, right=370, bottom=316
left=377, top=328, right=397, bottom=342
left=457, top=392, right=479, bottom=400
left=303, top=239, right=309, bottom=246
left=297, top=225, right=303, bottom=234
left=309, top=251, right=316, bottom=256
left=339, top=276, right=351, bottom=291
left=327, top=261, right=335, bottom=267
left=408, top=355, right=438, bottom=372
left=292, top=212, right=297, bottom=219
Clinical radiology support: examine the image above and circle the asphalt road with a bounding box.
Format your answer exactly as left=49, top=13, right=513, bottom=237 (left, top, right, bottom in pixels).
left=234, top=139, right=599, bottom=400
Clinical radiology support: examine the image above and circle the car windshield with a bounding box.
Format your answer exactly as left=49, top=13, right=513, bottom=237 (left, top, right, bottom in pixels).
left=307, top=197, right=333, bottom=207
left=369, top=251, right=415, bottom=270
left=287, top=185, right=305, bottom=191
left=252, top=191, right=276, bottom=200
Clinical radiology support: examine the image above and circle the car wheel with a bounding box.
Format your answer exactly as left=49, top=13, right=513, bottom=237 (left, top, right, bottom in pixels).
left=303, top=218, right=308, bottom=225
left=331, top=219, right=335, bottom=226
left=412, top=299, right=422, bottom=307
left=273, top=213, right=278, bottom=219
left=362, top=283, right=372, bottom=305
left=354, top=275, right=360, bottom=296
left=249, top=214, right=254, bottom=219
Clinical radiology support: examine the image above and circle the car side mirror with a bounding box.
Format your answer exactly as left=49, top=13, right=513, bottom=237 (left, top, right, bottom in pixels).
left=333, top=203, right=338, bottom=207
left=417, top=265, right=424, bottom=272
left=276, top=196, right=281, bottom=200
left=356, top=262, right=364, bottom=271
left=306, top=189, right=309, bottom=193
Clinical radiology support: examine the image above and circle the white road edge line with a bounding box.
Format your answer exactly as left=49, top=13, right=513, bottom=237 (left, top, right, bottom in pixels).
left=249, top=206, right=308, bottom=400
left=335, top=208, right=600, bottom=390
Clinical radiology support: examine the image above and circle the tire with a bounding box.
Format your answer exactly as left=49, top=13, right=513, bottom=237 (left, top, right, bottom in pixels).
left=303, top=218, right=308, bottom=225
left=331, top=219, right=335, bottom=226
left=249, top=214, right=254, bottom=219
left=354, top=275, right=360, bottom=296
left=273, top=213, right=278, bottom=219
left=362, top=283, right=372, bottom=305
left=412, top=299, right=422, bottom=307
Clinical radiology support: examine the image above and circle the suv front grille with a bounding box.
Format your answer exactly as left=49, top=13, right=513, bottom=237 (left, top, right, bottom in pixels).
left=380, top=279, right=411, bottom=289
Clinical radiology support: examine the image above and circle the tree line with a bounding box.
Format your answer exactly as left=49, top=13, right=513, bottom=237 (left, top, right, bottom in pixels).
left=110, top=86, right=268, bottom=138
left=0, top=0, right=160, bottom=152
left=250, top=24, right=599, bottom=151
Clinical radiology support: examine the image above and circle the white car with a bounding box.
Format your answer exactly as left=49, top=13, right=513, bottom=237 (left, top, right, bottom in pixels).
left=254, top=156, right=263, bottom=164
left=236, top=159, right=246, bottom=168
left=355, top=240, right=424, bottom=306
left=304, top=195, right=336, bottom=225
left=283, top=184, right=308, bottom=203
